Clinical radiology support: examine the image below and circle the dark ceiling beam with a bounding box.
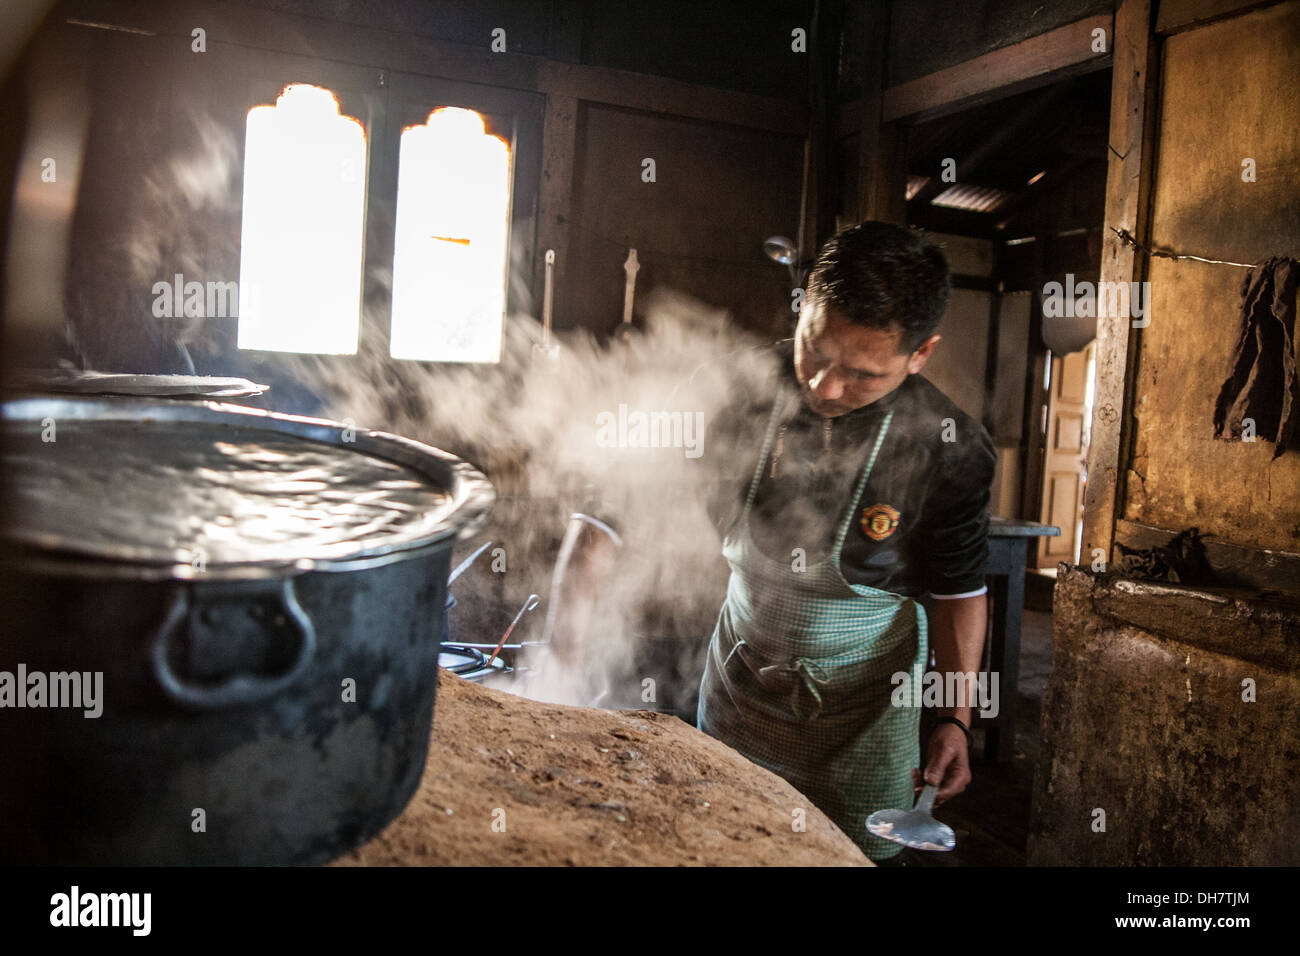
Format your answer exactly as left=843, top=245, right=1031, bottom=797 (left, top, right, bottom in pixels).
left=1156, top=0, right=1288, bottom=34
left=884, top=13, right=1112, bottom=123
left=835, top=13, right=1113, bottom=129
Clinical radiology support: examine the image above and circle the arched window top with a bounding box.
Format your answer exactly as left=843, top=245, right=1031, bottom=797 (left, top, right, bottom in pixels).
left=249, top=83, right=365, bottom=135
left=403, top=106, right=506, bottom=147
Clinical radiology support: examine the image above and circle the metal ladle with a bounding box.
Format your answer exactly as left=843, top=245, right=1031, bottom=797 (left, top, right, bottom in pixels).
left=865, top=785, right=956, bottom=852
left=763, top=235, right=800, bottom=286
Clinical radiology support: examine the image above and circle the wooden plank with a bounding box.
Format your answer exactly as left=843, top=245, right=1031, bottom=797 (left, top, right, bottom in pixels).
left=536, top=60, right=807, bottom=136
left=1081, top=0, right=1157, bottom=573
left=1156, top=0, right=1288, bottom=34
left=1115, top=519, right=1300, bottom=600
left=64, top=0, right=807, bottom=135
left=533, top=93, right=578, bottom=326
left=881, top=13, right=1112, bottom=123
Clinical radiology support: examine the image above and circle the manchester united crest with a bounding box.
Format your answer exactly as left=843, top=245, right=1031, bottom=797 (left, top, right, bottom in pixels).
left=860, top=503, right=901, bottom=541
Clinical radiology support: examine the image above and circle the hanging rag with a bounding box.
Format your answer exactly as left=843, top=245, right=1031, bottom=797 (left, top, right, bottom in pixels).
left=1212, top=256, right=1299, bottom=459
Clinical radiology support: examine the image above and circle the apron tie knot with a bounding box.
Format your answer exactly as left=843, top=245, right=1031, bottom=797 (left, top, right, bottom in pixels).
left=788, top=657, right=831, bottom=721
left=727, top=641, right=831, bottom=720
left=751, top=656, right=831, bottom=721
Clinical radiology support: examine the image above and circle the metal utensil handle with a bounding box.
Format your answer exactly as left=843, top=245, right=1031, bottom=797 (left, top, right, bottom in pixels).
left=622, top=248, right=639, bottom=326
left=542, top=249, right=556, bottom=347
left=914, top=783, right=939, bottom=815
left=486, top=594, right=539, bottom=666
left=150, top=579, right=317, bottom=710
left=448, top=539, right=494, bottom=585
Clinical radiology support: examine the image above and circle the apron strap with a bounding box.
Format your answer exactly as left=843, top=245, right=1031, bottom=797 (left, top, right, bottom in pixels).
left=741, top=393, right=795, bottom=522
left=830, top=409, right=894, bottom=565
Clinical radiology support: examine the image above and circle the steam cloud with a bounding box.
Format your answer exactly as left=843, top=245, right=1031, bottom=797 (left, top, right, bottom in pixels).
left=294, top=291, right=785, bottom=713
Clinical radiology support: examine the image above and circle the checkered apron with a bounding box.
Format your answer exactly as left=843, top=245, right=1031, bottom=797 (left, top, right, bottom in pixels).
left=697, top=394, right=927, bottom=860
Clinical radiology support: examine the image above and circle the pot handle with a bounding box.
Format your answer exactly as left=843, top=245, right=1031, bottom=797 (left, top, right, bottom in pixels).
left=150, top=579, right=317, bottom=710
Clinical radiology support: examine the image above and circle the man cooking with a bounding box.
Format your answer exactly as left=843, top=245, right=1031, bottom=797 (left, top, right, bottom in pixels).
left=546, top=221, right=994, bottom=864
left=691, top=221, right=994, bottom=864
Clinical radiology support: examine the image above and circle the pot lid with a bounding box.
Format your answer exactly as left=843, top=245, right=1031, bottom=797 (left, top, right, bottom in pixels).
left=1, top=396, right=494, bottom=580
left=9, top=369, right=270, bottom=398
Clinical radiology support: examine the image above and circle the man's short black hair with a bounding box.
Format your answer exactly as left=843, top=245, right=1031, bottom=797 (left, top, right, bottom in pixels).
left=806, top=221, right=951, bottom=355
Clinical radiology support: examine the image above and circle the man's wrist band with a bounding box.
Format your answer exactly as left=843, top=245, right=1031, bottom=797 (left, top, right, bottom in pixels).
left=933, top=715, right=973, bottom=748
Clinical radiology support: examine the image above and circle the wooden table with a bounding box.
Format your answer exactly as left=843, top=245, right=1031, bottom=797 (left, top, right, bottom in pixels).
left=978, top=517, right=1060, bottom=764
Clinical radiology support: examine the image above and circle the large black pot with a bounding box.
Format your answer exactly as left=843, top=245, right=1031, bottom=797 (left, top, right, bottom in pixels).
left=0, top=395, right=494, bottom=865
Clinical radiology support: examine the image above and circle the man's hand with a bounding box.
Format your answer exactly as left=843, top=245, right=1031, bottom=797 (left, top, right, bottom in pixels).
left=911, top=723, right=971, bottom=807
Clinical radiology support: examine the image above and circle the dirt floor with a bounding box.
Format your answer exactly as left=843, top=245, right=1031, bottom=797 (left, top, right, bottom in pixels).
left=334, top=669, right=870, bottom=866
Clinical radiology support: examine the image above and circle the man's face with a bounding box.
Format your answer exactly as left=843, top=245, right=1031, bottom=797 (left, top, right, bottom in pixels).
left=793, top=298, right=940, bottom=418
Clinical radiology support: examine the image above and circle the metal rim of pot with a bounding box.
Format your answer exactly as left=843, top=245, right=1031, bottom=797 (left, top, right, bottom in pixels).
left=1, top=393, right=496, bottom=582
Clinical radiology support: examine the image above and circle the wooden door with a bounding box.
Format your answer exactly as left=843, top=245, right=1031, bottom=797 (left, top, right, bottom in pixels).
left=1037, top=343, right=1094, bottom=567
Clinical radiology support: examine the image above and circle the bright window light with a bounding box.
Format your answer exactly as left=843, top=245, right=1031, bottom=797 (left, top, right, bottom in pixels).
left=237, top=84, right=366, bottom=354
left=390, top=107, right=511, bottom=363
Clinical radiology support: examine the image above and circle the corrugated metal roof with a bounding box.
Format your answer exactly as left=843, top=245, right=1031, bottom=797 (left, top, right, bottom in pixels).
left=930, top=183, right=1014, bottom=213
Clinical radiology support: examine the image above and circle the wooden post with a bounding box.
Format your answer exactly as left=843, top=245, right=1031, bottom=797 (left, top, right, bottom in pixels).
left=1082, top=0, right=1158, bottom=569
left=533, top=92, right=578, bottom=327
left=857, top=0, right=906, bottom=226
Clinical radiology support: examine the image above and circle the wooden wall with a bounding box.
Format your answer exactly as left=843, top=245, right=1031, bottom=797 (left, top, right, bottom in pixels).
left=1123, top=1, right=1300, bottom=553
left=564, top=103, right=802, bottom=339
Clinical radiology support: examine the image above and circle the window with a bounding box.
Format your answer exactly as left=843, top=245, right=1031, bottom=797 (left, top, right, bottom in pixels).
left=389, top=107, right=511, bottom=363
left=236, top=84, right=515, bottom=363
left=236, top=84, right=366, bottom=355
